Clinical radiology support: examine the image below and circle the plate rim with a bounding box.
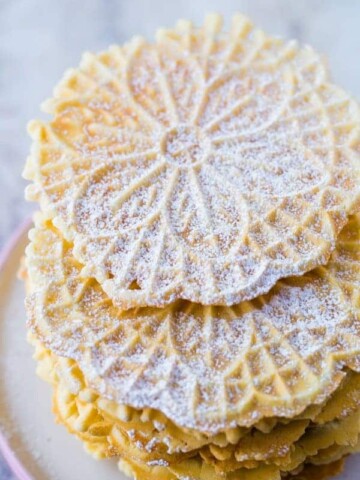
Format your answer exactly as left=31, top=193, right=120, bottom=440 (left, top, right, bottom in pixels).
left=0, top=217, right=34, bottom=480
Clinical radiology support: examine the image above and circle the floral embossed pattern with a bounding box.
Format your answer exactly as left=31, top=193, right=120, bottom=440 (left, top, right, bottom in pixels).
left=26, top=214, right=360, bottom=433
left=24, top=14, right=360, bottom=309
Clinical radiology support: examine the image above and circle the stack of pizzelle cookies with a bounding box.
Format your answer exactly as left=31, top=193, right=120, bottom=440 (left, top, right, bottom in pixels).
left=23, top=13, right=360, bottom=480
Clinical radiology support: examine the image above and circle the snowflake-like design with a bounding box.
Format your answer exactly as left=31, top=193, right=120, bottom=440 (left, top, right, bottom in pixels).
left=26, top=215, right=360, bottom=433
left=25, top=14, right=360, bottom=308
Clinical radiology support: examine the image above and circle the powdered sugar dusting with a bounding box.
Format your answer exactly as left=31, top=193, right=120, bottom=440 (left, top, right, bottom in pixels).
left=24, top=14, right=360, bottom=309
left=25, top=215, right=360, bottom=434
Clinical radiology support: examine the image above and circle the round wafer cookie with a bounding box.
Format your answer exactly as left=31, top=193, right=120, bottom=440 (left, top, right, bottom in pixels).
left=285, top=459, right=344, bottom=480
left=51, top=381, right=360, bottom=478
left=30, top=333, right=360, bottom=464
left=118, top=449, right=351, bottom=480
left=24, top=13, right=360, bottom=309
left=201, top=410, right=360, bottom=473
left=308, top=440, right=360, bottom=465
left=30, top=334, right=306, bottom=465
left=119, top=459, right=344, bottom=480
left=30, top=334, right=359, bottom=479
left=52, top=387, right=119, bottom=460
left=26, top=213, right=360, bottom=434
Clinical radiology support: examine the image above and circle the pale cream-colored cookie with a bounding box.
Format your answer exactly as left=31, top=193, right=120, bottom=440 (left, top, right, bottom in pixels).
left=45, top=338, right=354, bottom=480
left=201, top=410, right=360, bottom=473
left=285, top=459, right=344, bottom=480
left=24, top=13, right=360, bottom=309
left=30, top=332, right=360, bottom=461
left=26, top=214, right=360, bottom=434
left=117, top=455, right=347, bottom=480
left=29, top=331, right=360, bottom=479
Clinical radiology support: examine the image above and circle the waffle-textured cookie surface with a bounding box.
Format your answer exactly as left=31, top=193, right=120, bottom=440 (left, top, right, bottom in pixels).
left=26, top=214, right=360, bottom=434
left=31, top=335, right=359, bottom=480
left=24, top=13, right=360, bottom=308
left=30, top=331, right=360, bottom=457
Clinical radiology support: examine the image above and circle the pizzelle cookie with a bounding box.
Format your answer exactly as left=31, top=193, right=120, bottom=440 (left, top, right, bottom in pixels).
left=29, top=340, right=360, bottom=480
left=28, top=335, right=360, bottom=480
left=23, top=13, right=360, bottom=480
left=29, top=332, right=360, bottom=459
left=26, top=213, right=360, bottom=434
left=288, top=460, right=345, bottom=480
left=24, top=13, right=360, bottom=309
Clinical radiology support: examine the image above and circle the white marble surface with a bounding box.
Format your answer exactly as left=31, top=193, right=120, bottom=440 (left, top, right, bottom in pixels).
left=1, top=0, right=360, bottom=478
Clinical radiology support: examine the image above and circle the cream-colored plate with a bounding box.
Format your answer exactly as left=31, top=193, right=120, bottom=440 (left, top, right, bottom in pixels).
left=0, top=221, right=358, bottom=480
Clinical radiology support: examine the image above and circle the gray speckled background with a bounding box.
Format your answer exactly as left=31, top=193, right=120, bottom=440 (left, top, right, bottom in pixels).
left=1, top=0, right=360, bottom=478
